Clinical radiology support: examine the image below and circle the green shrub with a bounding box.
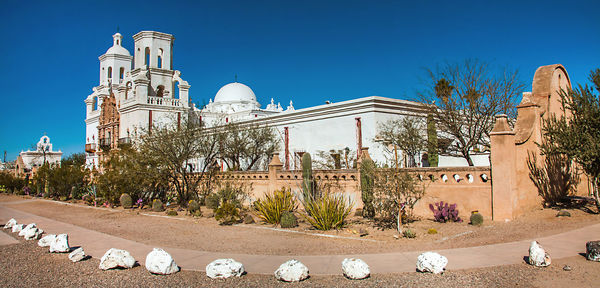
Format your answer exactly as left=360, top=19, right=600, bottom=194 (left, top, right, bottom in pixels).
left=403, top=228, right=416, bottom=238
left=427, top=228, right=438, bottom=234
left=152, top=199, right=164, bottom=212
left=215, top=202, right=241, bottom=225
left=280, top=211, right=298, bottom=228
left=166, top=210, right=178, bottom=216
left=254, top=188, right=297, bottom=224
left=470, top=212, right=484, bottom=226
left=188, top=199, right=201, bottom=216
left=301, top=193, right=353, bottom=230
left=120, top=193, right=133, bottom=209
left=206, top=182, right=246, bottom=210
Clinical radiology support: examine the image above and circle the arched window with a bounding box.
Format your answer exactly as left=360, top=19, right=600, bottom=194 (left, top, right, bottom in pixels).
left=92, top=97, right=98, bottom=111
left=119, top=67, right=124, bottom=82
left=107, top=66, right=112, bottom=80
left=157, top=48, right=164, bottom=69
left=144, top=47, right=150, bottom=67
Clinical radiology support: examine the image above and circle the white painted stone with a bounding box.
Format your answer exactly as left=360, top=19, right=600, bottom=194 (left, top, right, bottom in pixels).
left=99, top=248, right=136, bottom=270
left=416, top=252, right=448, bottom=274
left=341, top=258, right=370, bottom=280
left=24, top=228, right=43, bottom=240
left=528, top=241, right=551, bottom=267
left=145, top=248, right=179, bottom=275
left=4, top=218, right=17, bottom=229
left=69, top=247, right=86, bottom=262
left=11, top=224, right=25, bottom=233
left=19, top=223, right=36, bottom=237
left=205, top=258, right=244, bottom=279
left=274, top=259, right=309, bottom=282
left=49, top=234, right=70, bottom=253
left=38, top=234, right=57, bottom=247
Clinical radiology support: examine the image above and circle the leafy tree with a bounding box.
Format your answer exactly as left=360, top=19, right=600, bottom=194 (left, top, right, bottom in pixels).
left=377, top=117, right=425, bottom=167
left=138, top=119, right=220, bottom=206
left=419, top=59, right=525, bottom=166
left=313, top=148, right=356, bottom=170
left=96, top=147, right=168, bottom=204
left=218, top=122, right=280, bottom=171
left=541, top=68, right=600, bottom=211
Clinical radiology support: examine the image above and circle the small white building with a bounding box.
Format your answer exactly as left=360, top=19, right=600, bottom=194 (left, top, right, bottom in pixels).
left=15, top=135, right=62, bottom=177
left=84, top=31, right=489, bottom=170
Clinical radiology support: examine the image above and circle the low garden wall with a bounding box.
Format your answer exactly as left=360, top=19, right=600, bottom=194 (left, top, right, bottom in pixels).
left=212, top=165, right=493, bottom=221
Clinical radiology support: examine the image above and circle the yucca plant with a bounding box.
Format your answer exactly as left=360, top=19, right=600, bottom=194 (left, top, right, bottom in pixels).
left=254, top=188, right=297, bottom=224
left=301, top=193, right=353, bottom=230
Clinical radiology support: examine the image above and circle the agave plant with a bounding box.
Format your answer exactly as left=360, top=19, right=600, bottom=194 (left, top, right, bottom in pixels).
left=301, top=192, right=353, bottom=230
left=254, top=188, right=297, bottom=224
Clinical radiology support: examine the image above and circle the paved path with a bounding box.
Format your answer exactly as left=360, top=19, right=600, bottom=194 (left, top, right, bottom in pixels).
left=1, top=200, right=599, bottom=275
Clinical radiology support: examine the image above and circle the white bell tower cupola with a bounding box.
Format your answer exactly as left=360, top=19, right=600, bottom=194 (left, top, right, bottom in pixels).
left=98, top=32, right=133, bottom=86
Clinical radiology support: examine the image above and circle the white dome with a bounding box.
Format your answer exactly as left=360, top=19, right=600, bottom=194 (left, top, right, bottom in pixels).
left=214, top=82, right=257, bottom=103
left=106, top=45, right=130, bottom=56
left=105, top=33, right=130, bottom=56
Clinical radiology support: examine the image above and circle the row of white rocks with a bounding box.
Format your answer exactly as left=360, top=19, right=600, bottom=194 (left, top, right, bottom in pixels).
left=9, top=218, right=593, bottom=281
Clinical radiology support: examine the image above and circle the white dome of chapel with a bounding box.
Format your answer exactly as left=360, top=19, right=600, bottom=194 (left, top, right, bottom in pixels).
left=105, top=33, right=131, bottom=56
left=214, top=82, right=257, bottom=103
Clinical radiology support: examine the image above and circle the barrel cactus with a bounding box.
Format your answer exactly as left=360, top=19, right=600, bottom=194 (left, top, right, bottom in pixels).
left=280, top=211, right=298, bottom=228
left=470, top=212, right=484, bottom=226
left=152, top=199, right=164, bottom=212
left=120, top=193, right=133, bottom=209
left=188, top=199, right=201, bottom=216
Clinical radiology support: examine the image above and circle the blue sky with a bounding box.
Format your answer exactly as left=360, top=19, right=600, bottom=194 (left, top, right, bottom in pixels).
left=0, top=0, right=598, bottom=161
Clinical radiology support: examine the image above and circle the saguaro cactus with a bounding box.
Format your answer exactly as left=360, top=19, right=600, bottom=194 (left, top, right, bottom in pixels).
left=301, top=153, right=316, bottom=200
left=360, top=158, right=376, bottom=219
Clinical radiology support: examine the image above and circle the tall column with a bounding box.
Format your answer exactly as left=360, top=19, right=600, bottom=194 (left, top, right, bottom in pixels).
left=355, top=117, right=362, bottom=158
left=284, top=127, right=289, bottom=170
left=490, top=114, right=517, bottom=221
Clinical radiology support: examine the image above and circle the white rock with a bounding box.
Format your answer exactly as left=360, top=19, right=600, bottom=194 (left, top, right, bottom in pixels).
left=145, top=248, right=179, bottom=275
left=99, top=248, right=136, bottom=270
left=528, top=241, right=551, bottom=267
left=205, top=258, right=244, bottom=279
left=341, top=258, right=370, bottom=280
left=38, top=234, right=57, bottom=247
left=19, top=223, right=37, bottom=237
left=11, top=224, right=25, bottom=233
left=49, top=234, right=70, bottom=253
left=4, top=218, right=17, bottom=229
left=69, top=247, right=86, bottom=262
left=274, top=259, right=309, bottom=282
left=416, top=252, right=448, bottom=274
left=24, top=228, right=44, bottom=240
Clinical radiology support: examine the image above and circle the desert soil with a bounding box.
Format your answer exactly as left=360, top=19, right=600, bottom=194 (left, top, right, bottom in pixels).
left=1, top=194, right=598, bottom=256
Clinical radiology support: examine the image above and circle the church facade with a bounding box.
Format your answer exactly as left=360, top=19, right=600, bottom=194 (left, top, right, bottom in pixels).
left=84, top=31, right=488, bottom=170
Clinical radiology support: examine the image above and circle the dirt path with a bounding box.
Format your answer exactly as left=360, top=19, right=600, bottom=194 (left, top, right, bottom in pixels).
left=1, top=194, right=598, bottom=256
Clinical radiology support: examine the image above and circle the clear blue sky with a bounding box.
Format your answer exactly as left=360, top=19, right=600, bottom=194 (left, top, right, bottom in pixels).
left=0, top=0, right=598, bottom=161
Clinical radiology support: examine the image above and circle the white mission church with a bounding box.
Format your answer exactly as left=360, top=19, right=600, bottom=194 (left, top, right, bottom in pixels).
left=84, top=31, right=489, bottom=170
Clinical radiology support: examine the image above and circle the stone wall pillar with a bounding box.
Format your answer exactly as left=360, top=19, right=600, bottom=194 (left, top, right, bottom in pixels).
left=268, top=153, right=283, bottom=192
left=490, top=114, right=517, bottom=221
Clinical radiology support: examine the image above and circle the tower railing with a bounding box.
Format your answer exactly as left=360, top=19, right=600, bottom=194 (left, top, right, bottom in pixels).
left=147, top=96, right=181, bottom=107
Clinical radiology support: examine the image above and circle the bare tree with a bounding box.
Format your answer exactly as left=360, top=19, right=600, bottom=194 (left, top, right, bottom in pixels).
left=377, top=117, right=426, bottom=167
left=217, top=122, right=280, bottom=171
left=419, top=59, right=525, bottom=166
left=137, top=119, right=220, bottom=205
